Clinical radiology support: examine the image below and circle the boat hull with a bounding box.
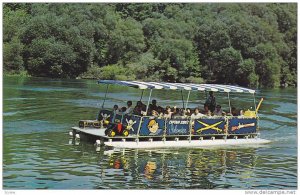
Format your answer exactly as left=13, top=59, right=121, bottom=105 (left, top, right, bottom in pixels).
left=71, top=126, right=270, bottom=149
left=104, top=138, right=271, bottom=149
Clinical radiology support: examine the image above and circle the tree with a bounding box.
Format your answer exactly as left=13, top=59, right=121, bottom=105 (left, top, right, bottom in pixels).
left=236, top=58, right=258, bottom=87
left=107, top=17, right=145, bottom=64
left=25, top=38, right=76, bottom=77
left=3, top=4, right=29, bottom=73
left=3, top=38, right=24, bottom=73
left=249, top=43, right=281, bottom=87
left=211, top=47, right=243, bottom=84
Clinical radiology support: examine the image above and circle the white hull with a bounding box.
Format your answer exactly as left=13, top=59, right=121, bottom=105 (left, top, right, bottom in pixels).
left=104, top=138, right=271, bottom=149
left=72, top=126, right=106, bottom=137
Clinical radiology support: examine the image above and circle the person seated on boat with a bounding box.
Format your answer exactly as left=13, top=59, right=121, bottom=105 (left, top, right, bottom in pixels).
left=183, top=108, right=192, bottom=117
left=222, top=111, right=226, bottom=116
left=125, top=101, right=133, bottom=114
left=207, top=110, right=212, bottom=117
left=240, top=109, right=244, bottom=116
left=133, top=101, right=146, bottom=116
left=151, top=110, right=160, bottom=118
left=111, top=104, right=120, bottom=122
left=149, top=99, right=158, bottom=112
left=229, top=107, right=239, bottom=116
left=205, top=91, right=216, bottom=112
left=164, top=106, right=173, bottom=119
left=187, top=108, right=192, bottom=115
left=202, top=103, right=210, bottom=115
left=191, top=108, right=205, bottom=119
left=172, top=108, right=185, bottom=119
left=112, top=104, right=120, bottom=115
left=213, top=105, right=223, bottom=116
left=121, top=106, right=127, bottom=114
left=156, top=106, right=164, bottom=118
left=141, top=101, right=147, bottom=111
left=171, top=107, right=179, bottom=118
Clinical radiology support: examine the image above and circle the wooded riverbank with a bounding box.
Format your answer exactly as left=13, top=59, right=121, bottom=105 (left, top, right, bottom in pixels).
left=3, top=3, right=297, bottom=88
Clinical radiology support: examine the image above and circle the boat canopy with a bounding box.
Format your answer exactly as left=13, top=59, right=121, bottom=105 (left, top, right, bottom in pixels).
left=98, top=80, right=256, bottom=94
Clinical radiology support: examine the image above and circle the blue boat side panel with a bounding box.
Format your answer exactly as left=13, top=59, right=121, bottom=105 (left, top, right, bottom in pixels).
left=122, top=115, right=141, bottom=135
left=228, top=118, right=257, bottom=134
left=98, top=109, right=112, bottom=121
left=140, top=117, right=165, bottom=136
left=166, top=119, right=190, bottom=135
left=193, top=118, right=225, bottom=134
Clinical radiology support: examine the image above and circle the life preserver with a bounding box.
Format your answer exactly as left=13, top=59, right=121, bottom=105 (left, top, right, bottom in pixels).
left=117, top=123, right=122, bottom=133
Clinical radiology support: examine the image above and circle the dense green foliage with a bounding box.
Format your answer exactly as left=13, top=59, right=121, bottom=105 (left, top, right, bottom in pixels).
left=3, top=3, right=297, bottom=87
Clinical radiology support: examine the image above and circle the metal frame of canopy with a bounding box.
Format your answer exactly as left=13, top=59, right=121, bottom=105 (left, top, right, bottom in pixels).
left=97, top=80, right=258, bottom=118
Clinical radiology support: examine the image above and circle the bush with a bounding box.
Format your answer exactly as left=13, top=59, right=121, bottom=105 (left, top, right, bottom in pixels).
left=3, top=38, right=24, bottom=73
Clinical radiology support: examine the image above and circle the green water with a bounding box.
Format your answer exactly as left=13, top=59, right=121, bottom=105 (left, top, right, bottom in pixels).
left=3, top=76, right=297, bottom=189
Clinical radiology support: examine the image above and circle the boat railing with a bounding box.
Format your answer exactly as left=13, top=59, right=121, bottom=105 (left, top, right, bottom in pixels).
left=96, top=109, right=258, bottom=139
left=134, top=115, right=257, bottom=139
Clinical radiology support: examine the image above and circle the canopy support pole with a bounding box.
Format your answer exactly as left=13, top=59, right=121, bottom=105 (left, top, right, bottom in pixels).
left=101, top=84, right=109, bottom=109
left=253, top=93, right=257, bottom=114
left=139, top=89, right=144, bottom=102
left=145, top=89, right=153, bottom=115
left=181, top=90, right=185, bottom=109
left=253, top=93, right=259, bottom=132
left=227, top=92, right=232, bottom=114
left=185, top=90, right=191, bottom=112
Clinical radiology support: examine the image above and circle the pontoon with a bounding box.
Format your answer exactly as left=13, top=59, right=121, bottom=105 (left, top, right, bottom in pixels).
left=70, top=80, right=270, bottom=148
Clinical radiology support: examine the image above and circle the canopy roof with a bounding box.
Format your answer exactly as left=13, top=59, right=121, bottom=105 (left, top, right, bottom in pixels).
left=98, top=80, right=256, bottom=94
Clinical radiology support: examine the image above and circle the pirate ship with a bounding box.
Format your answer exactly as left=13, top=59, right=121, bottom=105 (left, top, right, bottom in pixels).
left=70, top=80, right=270, bottom=148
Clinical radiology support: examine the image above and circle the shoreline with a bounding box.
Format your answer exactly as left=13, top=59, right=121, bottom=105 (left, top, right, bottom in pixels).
left=3, top=73, right=296, bottom=88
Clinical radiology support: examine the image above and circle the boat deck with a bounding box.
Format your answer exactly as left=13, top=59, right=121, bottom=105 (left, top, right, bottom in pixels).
left=71, top=126, right=137, bottom=139
left=72, top=126, right=106, bottom=137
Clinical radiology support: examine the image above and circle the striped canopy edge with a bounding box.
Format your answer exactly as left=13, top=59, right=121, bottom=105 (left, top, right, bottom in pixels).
left=97, top=80, right=256, bottom=94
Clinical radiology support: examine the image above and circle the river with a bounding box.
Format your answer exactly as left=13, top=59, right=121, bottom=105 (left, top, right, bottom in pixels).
left=3, top=76, right=297, bottom=189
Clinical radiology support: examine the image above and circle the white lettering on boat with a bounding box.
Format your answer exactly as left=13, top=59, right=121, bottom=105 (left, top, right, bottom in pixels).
left=168, top=120, right=189, bottom=125
left=168, top=122, right=189, bottom=134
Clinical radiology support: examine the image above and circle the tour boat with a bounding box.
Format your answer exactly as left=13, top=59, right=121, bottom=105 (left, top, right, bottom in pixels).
left=70, top=80, right=270, bottom=148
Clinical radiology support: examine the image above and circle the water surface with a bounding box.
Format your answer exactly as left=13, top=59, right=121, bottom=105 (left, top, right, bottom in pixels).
left=3, top=76, right=297, bottom=189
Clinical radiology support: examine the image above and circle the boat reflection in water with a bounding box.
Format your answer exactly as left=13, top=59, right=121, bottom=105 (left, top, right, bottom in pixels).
left=100, top=147, right=260, bottom=188
left=144, top=161, right=157, bottom=179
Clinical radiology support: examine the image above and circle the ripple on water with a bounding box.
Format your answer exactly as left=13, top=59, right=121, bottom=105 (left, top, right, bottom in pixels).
left=15, top=86, right=80, bottom=92
left=3, top=111, right=21, bottom=116
left=260, top=113, right=296, bottom=125
left=3, top=120, right=67, bottom=135
left=63, top=99, right=102, bottom=108
left=271, top=102, right=297, bottom=114
left=4, top=97, right=37, bottom=101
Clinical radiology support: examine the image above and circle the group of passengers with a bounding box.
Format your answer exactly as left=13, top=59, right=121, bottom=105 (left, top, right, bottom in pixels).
left=111, top=91, right=244, bottom=119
